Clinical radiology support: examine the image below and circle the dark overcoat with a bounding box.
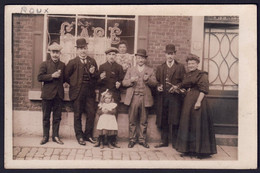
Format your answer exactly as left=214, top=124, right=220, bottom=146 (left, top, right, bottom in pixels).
left=97, top=61, right=124, bottom=102
left=38, top=59, right=65, bottom=100
left=65, top=56, right=99, bottom=101
left=155, top=61, right=186, bottom=128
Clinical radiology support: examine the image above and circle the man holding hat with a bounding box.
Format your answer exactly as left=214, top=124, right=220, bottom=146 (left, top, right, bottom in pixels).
left=97, top=47, right=124, bottom=148
left=38, top=41, right=65, bottom=145
left=123, top=49, right=158, bottom=148
left=65, top=38, right=99, bottom=146
left=155, top=44, right=186, bottom=148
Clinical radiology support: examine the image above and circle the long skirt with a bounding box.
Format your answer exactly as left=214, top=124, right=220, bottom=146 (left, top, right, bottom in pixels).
left=176, top=89, right=217, bottom=154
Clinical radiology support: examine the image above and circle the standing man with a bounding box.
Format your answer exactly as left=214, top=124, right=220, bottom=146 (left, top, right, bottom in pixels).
left=65, top=38, right=99, bottom=146
left=38, top=42, right=65, bottom=145
left=97, top=47, right=124, bottom=148
left=123, top=49, right=158, bottom=148
left=155, top=44, right=186, bottom=148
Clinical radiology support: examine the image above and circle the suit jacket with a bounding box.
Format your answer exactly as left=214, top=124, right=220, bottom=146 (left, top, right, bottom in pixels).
left=97, top=61, right=124, bottom=102
left=155, top=61, right=186, bottom=127
left=65, top=56, right=98, bottom=101
left=37, top=59, right=65, bottom=100
left=122, top=65, right=158, bottom=107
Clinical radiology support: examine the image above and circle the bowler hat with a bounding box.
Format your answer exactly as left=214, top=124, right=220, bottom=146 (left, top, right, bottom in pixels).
left=75, top=38, right=88, bottom=48
left=48, top=42, right=62, bottom=51
left=165, top=44, right=176, bottom=53
left=135, top=49, right=148, bottom=58
left=105, top=47, right=119, bottom=54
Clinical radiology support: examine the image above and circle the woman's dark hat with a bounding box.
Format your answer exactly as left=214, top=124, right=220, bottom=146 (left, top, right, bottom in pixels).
left=135, top=49, right=148, bottom=58
left=105, top=47, right=119, bottom=54
left=186, top=53, right=200, bottom=63
left=75, top=38, right=88, bottom=48
left=165, top=44, right=176, bottom=53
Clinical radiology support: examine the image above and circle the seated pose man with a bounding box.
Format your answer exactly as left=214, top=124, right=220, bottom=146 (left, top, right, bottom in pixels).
left=38, top=42, right=65, bottom=145
left=123, top=49, right=158, bottom=148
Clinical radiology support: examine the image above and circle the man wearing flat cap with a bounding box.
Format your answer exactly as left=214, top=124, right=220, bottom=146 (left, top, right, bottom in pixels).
left=38, top=41, right=65, bottom=145
left=65, top=38, right=99, bottom=146
left=96, top=47, right=124, bottom=148
left=155, top=44, right=186, bottom=149
left=123, top=49, right=158, bottom=148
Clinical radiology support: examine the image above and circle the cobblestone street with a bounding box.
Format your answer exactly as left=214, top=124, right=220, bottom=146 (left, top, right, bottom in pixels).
left=13, top=136, right=237, bottom=161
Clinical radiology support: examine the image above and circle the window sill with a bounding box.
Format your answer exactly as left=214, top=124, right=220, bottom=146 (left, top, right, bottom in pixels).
left=28, top=89, right=70, bottom=101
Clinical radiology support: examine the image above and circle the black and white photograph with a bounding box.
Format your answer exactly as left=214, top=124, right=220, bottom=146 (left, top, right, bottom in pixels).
left=4, top=5, right=257, bottom=169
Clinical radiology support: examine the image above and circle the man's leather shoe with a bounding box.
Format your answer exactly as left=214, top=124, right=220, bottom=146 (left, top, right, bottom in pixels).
left=128, top=141, right=135, bottom=148
left=154, top=142, right=168, bottom=148
left=40, top=137, right=49, bottom=145
left=53, top=137, right=64, bottom=145
left=78, top=138, right=86, bottom=146
left=85, top=137, right=96, bottom=144
left=139, top=142, right=150, bottom=148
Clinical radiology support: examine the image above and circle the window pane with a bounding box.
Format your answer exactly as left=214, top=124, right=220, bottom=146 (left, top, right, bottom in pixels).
left=107, top=19, right=135, bottom=54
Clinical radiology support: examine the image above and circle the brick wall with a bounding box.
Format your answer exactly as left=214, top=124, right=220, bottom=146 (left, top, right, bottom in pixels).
left=147, top=16, right=192, bottom=68
left=12, top=14, right=41, bottom=111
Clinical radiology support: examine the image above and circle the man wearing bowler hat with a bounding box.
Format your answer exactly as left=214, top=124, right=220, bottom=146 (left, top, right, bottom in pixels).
left=97, top=47, right=124, bottom=148
left=38, top=42, right=65, bottom=145
left=123, top=49, right=158, bottom=148
left=65, top=38, right=99, bottom=146
left=155, top=44, right=186, bottom=148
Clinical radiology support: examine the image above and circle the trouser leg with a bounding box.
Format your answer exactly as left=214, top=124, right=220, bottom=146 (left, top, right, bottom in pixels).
left=172, top=124, right=179, bottom=148
left=84, top=96, right=96, bottom=139
left=52, top=95, right=62, bottom=138
left=128, top=95, right=139, bottom=143
left=42, top=99, right=52, bottom=138
left=138, top=96, right=148, bottom=143
left=73, top=95, right=84, bottom=140
left=161, top=97, right=169, bottom=144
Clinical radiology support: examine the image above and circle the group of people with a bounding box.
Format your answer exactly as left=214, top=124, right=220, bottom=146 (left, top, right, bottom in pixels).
left=37, top=37, right=217, bottom=159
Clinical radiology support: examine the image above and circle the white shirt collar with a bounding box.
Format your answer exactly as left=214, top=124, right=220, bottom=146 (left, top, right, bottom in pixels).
left=166, top=60, right=175, bottom=68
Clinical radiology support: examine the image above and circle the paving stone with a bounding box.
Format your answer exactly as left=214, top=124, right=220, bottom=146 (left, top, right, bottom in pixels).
left=75, top=154, right=84, bottom=160
left=103, top=150, right=112, bottom=160
left=83, top=157, right=93, bottom=160
left=139, top=151, right=148, bottom=160
left=35, top=148, right=46, bottom=157
left=26, top=147, right=38, bottom=157
left=43, top=156, right=51, bottom=160
left=60, top=149, right=71, bottom=156
left=77, top=149, right=85, bottom=155
left=84, top=149, right=92, bottom=157
left=13, top=147, right=21, bottom=156
left=53, top=148, right=62, bottom=155
left=33, top=157, right=43, bottom=160
left=16, top=158, right=24, bottom=160
left=155, top=151, right=167, bottom=160
left=92, top=149, right=102, bottom=157
left=112, top=151, right=122, bottom=160
left=16, top=147, right=30, bottom=158
left=25, top=156, right=33, bottom=160
left=67, top=155, right=76, bottom=160
left=129, top=151, right=141, bottom=160
left=146, top=151, right=158, bottom=160
left=59, top=155, right=68, bottom=160
left=50, top=155, right=59, bottom=160
left=93, top=157, right=102, bottom=160
left=165, top=152, right=176, bottom=160
left=44, top=148, right=54, bottom=156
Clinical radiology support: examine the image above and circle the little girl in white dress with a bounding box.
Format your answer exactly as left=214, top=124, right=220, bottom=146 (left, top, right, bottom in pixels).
left=95, top=89, right=119, bottom=149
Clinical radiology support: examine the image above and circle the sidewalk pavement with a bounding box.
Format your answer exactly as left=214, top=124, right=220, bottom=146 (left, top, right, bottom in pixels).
left=12, top=136, right=237, bottom=160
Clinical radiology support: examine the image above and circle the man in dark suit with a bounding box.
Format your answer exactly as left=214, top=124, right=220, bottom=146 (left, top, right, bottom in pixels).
left=155, top=44, right=186, bottom=148
left=65, top=38, right=99, bottom=146
left=97, top=47, right=124, bottom=148
left=38, top=42, right=65, bottom=145
left=123, top=49, right=158, bottom=148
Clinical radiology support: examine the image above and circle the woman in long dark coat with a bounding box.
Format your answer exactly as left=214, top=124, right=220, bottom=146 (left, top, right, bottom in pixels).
left=175, top=54, right=217, bottom=159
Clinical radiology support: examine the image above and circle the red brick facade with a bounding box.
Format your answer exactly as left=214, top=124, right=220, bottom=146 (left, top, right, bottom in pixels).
left=147, top=16, right=192, bottom=68
left=12, top=14, right=192, bottom=111
left=13, top=14, right=42, bottom=111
